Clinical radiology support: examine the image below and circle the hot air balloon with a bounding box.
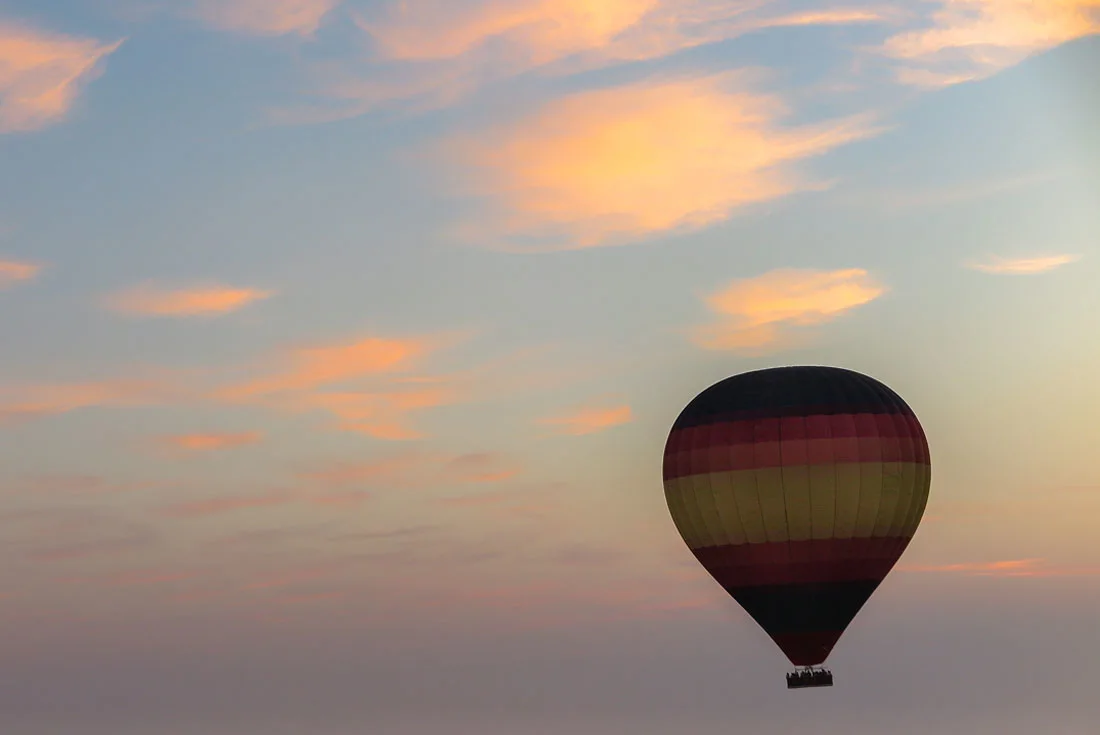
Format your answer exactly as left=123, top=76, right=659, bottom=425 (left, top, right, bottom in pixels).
left=662, top=366, right=931, bottom=689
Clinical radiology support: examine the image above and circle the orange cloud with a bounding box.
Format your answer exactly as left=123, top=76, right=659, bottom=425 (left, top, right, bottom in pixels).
left=214, top=331, right=471, bottom=440
left=362, top=0, right=660, bottom=63
left=900, top=558, right=1100, bottom=577
left=192, top=0, right=339, bottom=36
left=880, top=0, right=1100, bottom=87
left=158, top=431, right=264, bottom=452
left=362, top=1, right=893, bottom=66
left=276, top=1, right=893, bottom=121
left=300, top=450, right=519, bottom=488
left=0, top=21, right=122, bottom=133
left=0, top=258, right=41, bottom=286
left=538, top=403, right=632, bottom=435
left=104, top=283, right=274, bottom=317
left=161, top=492, right=292, bottom=518
left=440, top=72, right=880, bottom=249
left=691, top=268, right=885, bottom=352
left=0, top=378, right=170, bottom=423
left=966, top=253, right=1081, bottom=274
left=296, top=386, right=458, bottom=439
left=220, top=334, right=445, bottom=400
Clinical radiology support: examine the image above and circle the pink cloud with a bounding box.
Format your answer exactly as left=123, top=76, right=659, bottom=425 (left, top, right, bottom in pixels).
left=444, top=452, right=521, bottom=482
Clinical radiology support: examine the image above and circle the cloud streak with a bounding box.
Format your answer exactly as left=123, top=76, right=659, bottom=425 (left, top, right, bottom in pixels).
left=220, top=334, right=446, bottom=400
left=439, top=71, right=881, bottom=249
left=214, top=332, right=483, bottom=439
left=690, top=267, right=886, bottom=352
left=104, top=283, right=274, bottom=317
left=966, top=253, right=1081, bottom=274
left=316, top=0, right=895, bottom=117
left=161, top=492, right=293, bottom=518
left=900, top=558, right=1100, bottom=577
left=538, top=403, right=632, bottom=435
left=0, top=258, right=41, bottom=287
left=299, top=450, right=520, bottom=488
left=0, top=378, right=175, bottom=424
left=274, top=2, right=899, bottom=127
left=880, top=0, right=1100, bottom=87
left=192, top=0, right=340, bottom=37
left=157, top=431, right=264, bottom=452
left=0, top=20, right=122, bottom=133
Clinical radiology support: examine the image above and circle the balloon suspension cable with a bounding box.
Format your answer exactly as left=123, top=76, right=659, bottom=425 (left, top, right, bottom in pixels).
left=786, top=665, right=834, bottom=690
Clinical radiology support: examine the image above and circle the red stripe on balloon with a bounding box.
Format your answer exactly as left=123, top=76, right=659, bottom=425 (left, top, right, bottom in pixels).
left=662, top=414, right=929, bottom=479
left=691, top=537, right=913, bottom=587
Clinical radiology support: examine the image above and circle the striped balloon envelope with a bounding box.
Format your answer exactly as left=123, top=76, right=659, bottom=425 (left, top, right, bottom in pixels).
left=662, top=366, right=931, bottom=675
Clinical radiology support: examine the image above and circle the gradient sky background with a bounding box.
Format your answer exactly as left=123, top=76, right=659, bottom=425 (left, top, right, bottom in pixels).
left=1, top=1, right=1099, bottom=733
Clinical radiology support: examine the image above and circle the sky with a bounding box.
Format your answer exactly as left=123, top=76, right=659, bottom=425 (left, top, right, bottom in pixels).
left=1, top=1, right=1099, bottom=733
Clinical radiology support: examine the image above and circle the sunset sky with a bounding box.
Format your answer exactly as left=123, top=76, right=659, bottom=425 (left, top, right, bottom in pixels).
left=1, top=1, right=1098, bottom=733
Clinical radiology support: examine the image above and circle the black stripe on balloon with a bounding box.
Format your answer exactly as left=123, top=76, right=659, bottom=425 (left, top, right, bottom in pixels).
left=727, top=579, right=882, bottom=635
left=672, top=367, right=916, bottom=429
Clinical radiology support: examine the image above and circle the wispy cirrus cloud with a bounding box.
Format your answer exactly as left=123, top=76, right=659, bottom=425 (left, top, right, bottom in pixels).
left=18, top=510, right=159, bottom=562
left=214, top=331, right=509, bottom=440
left=966, top=253, right=1081, bottom=274
left=219, top=334, right=448, bottom=400
left=0, top=258, right=41, bottom=287
left=538, top=403, right=632, bottom=435
left=289, top=1, right=895, bottom=119
left=292, top=384, right=460, bottom=439
left=60, top=568, right=201, bottom=588
left=157, top=431, right=264, bottom=453
left=8, top=473, right=152, bottom=494
left=0, top=377, right=176, bottom=424
left=900, top=558, right=1100, bottom=577
left=160, top=491, right=293, bottom=518
left=299, top=449, right=520, bottom=488
left=437, top=71, right=882, bottom=250
left=880, top=0, right=1100, bottom=88
left=0, top=20, right=122, bottom=133
left=104, top=283, right=274, bottom=317
left=445, top=452, right=521, bottom=482
left=690, top=267, right=885, bottom=352
left=191, top=0, right=340, bottom=36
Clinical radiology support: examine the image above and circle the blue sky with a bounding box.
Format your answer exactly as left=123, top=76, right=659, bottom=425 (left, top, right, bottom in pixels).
left=1, top=1, right=1099, bottom=733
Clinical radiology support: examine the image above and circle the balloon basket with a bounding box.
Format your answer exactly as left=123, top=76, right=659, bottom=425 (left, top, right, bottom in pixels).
left=786, top=667, right=833, bottom=689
